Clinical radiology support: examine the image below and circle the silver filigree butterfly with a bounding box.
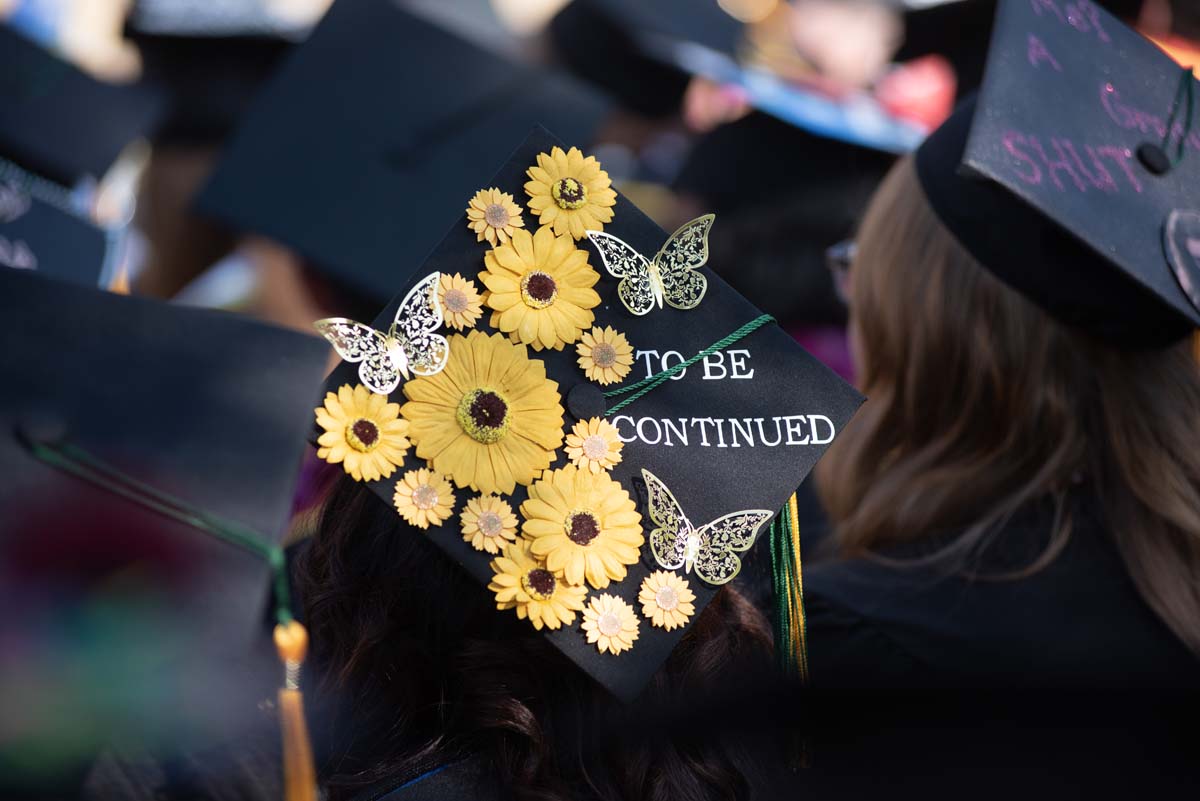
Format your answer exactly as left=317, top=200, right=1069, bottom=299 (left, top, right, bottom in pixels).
left=586, top=214, right=714, bottom=316
left=314, top=271, right=450, bottom=396
left=641, top=468, right=772, bottom=586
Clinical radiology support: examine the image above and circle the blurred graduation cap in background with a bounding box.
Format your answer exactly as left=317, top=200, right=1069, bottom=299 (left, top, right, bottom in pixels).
left=0, top=180, right=112, bottom=288
left=310, top=124, right=862, bottom=701
left=0, top=268, right=328, bottom=794
left=915, top=0, right=1200, bottom=347
left=0, top=24, right=164, bottom=188
left=196, top=0, right=614, bottom=305
left=126, top=0, right=325, bottom=147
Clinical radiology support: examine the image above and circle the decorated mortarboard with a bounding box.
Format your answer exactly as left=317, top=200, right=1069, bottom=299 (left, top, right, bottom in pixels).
left=310, top=125, right=863, bottom=701
left=0, top=268, right=327, bottom=790
left=0, top=179, right=111, bottom=287
left=915, top=0, right=1200, bottom=348
left=0, top=25, right=164, bottom=187
left=195, top=0, right=613, bottom=304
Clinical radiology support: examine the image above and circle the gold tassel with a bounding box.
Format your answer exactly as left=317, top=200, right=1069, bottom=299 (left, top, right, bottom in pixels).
left=786, top=492, right=809, bottom=686
left=274, top=621, right=317, bottom=801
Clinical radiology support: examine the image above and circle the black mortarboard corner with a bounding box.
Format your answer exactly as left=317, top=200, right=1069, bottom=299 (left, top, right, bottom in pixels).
left=915, top=0, right=1200, bottom=348
left=312, top=125, right=862, bottom=701
left=196, top=0, right=614, bottom=304
left=0, top=25, right=164, bottom=187
left=0, top=179, right=111, bottom=287
left=0, top=269, right=327, bottom=794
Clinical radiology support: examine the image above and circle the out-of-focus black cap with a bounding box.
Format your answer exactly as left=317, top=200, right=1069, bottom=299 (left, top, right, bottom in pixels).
left=0, top=269, right=328, bottom=782
left=196, top=0, right=614, bottom=304
left=915, top=0, right=1200, bottom=348
left=313, top=126, right=863, bottom=701
left=0, top=180, right=111, bottom=287
left=126, top=0, right=310, bottom=147
left=0, top=25, right=165, bottom=186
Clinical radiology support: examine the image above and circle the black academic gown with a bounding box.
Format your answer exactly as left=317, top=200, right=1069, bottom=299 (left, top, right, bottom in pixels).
left=796, top=496, right=1200, bottom=797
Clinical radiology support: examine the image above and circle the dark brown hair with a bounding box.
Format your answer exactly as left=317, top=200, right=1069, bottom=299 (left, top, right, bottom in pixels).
left=294, top=474, right=776, bottom=801
left=817, top=157, right=1200, bottom=655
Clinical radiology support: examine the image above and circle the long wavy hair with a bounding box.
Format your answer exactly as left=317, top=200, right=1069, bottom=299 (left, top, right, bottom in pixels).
left=293, top=474, right=776, bottom=801
left=816, top=157, right=1200, bottom=656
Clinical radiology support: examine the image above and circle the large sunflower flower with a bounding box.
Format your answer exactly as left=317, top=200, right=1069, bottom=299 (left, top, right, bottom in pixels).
left=581, top=593, right=640, bottom=655
left=521, top=464, right=643, bottom=589
left=466, top=187, right=524, bottom=246
left=315, top=384, right=411, bottom=482
left=524, top=146, right=617, bottom=240
left=576, top=326, right=634, bottom=385
left=488, top=540, right=588, bottom=631
left=461, top=494, right=519, bottom=554
left=480, top=225, right=600, bottom=351
left=401, top=331, right=564, bottom=495
left=393, top=468, right=456, bottom=529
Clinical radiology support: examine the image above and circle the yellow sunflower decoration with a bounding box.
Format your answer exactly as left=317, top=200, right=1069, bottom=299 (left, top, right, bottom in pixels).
left=438, top=272, right=483, bottom=331
left=393, top=468, right=456, bottom=529
left=581, top=593, right=640, bottom=655
left=488, top=540, right=588, bottom=631
left=401, top=330, right=564, bottom=495
left=576, top=325, right=634, bottom=385
left=480, top=225, right=601, bottom=352
left=521, top=464, right=643, bottom=589
left=524, top=146, right=617, bottom=240
left=315, top=384, right=411, bottom=482
left=564, top=417, right=624, bottom=474
left=466, top=187, right=524, bottom=246
left=461, top=494, right=518, bottom=554
left=639, top=571, right=696, bottom=631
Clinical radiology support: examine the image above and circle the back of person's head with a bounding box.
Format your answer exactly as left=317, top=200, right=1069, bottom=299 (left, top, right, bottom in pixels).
left=295, top=474, right=775, bottom=801
left=816, top=156, right=1200, bottom=656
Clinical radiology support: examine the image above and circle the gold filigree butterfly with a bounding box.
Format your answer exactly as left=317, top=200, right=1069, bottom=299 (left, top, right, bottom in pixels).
left=586, top=214, right=714, bottom=316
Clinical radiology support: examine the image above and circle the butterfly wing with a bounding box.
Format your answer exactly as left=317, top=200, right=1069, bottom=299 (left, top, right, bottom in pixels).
left=692, top=509, right=773, bottom=586
left=392, top=272, right=450, bottom=377
left=655, top=214, right=713, bottom=311
left=641, top=469, right=692, bottom=571
left=313, top=318, right=402, bottom=395
left=587, top=230, right=657, bottom=316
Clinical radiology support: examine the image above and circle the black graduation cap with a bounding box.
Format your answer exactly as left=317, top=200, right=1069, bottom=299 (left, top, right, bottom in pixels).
left=0, top=25, right=165, bottom=186
left=195, top=0, right=614, bottom=304
left=915, top=0, right=1200, bottom=347
left=0, top=180, right=111, bottom=287
left=312, top=125, right=862, bottom=701
left=0, top=269, right=328, bottom=778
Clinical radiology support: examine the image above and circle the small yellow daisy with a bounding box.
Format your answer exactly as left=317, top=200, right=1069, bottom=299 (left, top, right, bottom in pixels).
left=524, top=147, right=617, bottom=240
left=639, top=571, right=696, bottom=631
left=581, top=593, right=640, bottom=655
left=315, top=384, right=411, bottom=482
left=393, top=468, right=455, bottom=529
left=461, top=494, right=519, bottom=554
left=488, top=541, right=588, bottom=630
left=576, top=326, right=634, bottom=386
left=564, top=417, right=623, bottom=474
left=438, top=273, right=483, bottom=331
left=466, top=187, right=524, bottom=246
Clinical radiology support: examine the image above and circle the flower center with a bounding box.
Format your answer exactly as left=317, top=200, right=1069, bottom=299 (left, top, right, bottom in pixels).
left=520, top=270, right=558, bottom=309
left=590, top=342, right=618, bottom=368
left=484, top=202, right=510, bottom=228
left=412, top=484, right=439, bottom=511
left=443, top=287, right=470, bottom=314
left=565, top=511, right=600, bottom=546
left=655, top=586, right=680, bottom=611
left=552, top=177, right=588, bottom=210
left=521, top=568, right=557, bottom=601
left=477, top=510, right=504, bottom=538
left=456, top=388, right=511, bottom=444
left=598, top=610, right=623, bottom=637
left=581, top=434, right=609, bottom=461
left=345, top=418, right=381, bottom=453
